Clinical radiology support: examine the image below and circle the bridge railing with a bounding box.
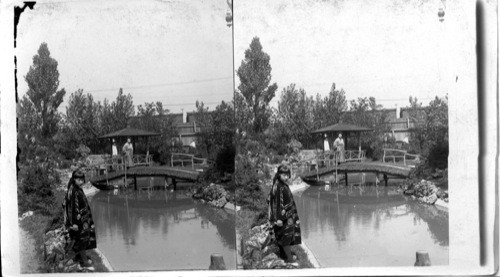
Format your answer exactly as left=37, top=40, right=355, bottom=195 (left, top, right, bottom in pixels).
left=382, top=148, right=421, bottom=166
left=171, top=153, right=212, bottom=170
left=294, top=149, right=366, bottom=173
left=344, top=150, right=366, bottom=162
left=86, top=154, right=154, bottom=179
left=132, top=154, right=154, bottom=167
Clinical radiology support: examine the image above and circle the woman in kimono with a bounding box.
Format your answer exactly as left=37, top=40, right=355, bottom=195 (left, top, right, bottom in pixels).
left=122, top=137, right=134, bottom=167
left=268, top=164, right=301, bottom=265
left=333, top=133, right=345, bottom=163
left=64, top=170, right=97, bottom=267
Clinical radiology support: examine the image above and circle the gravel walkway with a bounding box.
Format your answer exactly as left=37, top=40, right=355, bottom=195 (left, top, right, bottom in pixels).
left=19, top=226, right=41, bottom=273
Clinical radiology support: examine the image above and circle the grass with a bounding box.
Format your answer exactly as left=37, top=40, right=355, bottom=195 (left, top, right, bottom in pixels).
left=291, top=245, right=315, bottom=268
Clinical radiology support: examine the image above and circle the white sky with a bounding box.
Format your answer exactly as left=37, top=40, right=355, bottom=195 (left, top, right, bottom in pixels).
left=234, top=0, right=465, bottom=109
left=15, top=0, right=473, bottom=114
left=16, top=0, right=234, bottom=114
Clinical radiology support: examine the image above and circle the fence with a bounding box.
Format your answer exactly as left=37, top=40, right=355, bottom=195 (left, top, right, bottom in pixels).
left=295, top=149, right=366, bottom=174
left=86, top=154, right=154, bottom=179
left=170, top=153, right=212, bottom=170
left=382, top=148, right=421, bottom=166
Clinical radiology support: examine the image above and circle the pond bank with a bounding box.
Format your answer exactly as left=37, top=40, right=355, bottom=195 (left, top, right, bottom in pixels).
left=82, top=183, right=114, bottom=272
left=289, top=180, right=321, bottom=268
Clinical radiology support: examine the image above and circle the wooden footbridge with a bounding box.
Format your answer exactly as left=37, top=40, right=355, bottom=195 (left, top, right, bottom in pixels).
left=298, top=148, right=421, bottom=185
left=86, top=153, right=210, bottom=190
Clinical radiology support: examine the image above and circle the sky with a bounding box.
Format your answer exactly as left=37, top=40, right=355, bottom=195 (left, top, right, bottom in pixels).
left=15, top=0, right=473, bottom=114
left=234, top=0, right=469, bottom=110
left=16, top=0, right=234, bottom=114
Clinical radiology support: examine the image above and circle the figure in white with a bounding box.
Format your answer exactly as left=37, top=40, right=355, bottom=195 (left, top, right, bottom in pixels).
left=333, top=133, right=345, bottom=163
left=323, top=134, right=330, bottom=152
left=112, top=139, right=118, bottom=156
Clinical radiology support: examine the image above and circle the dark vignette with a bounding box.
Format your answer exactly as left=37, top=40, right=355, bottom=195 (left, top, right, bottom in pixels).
left=14, top=2, right=37, bottom=176
left=475, top=0, right=489, bottom=267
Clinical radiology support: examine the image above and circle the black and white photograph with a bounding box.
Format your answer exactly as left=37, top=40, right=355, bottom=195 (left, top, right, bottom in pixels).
left=232, top=0, right=492, bottom=272
left=0, top=0, right=498, bottom=276
left=10, top=0, right=236, bottom=273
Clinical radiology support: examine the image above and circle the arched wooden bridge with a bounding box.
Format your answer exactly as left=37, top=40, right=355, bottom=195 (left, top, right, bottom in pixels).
left=300, top=161, right=413, bottom=179
left=299, top=161, right=415, bottom=186
left=299, top=148, right=419, bottom=185
left=86, top=153, right=209, bottom=190
left=89, top=166, right=201, bottom=190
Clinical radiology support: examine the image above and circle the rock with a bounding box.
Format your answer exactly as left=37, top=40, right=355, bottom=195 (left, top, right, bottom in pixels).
left=19, top=211, right=34, bottom=221
left=249, top=225, right=264, bottom=238
left=195, top=184, right=229, bottom=209
left=427, top=193, right=438, bottom=204
left=436, top=189, right=446, bottom=199
left=245, top=225, right=271, bottom=251
left=257, top=253, right=287, bottom=269
left=208, top=197, right=227, bottom=208
left=404, top=189, right=414, bottom=195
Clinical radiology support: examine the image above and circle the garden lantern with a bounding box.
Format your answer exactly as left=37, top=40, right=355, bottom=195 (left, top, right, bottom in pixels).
left=225, top=0, right=233, bottom=27
left=438, top=7, right=445, bottom=22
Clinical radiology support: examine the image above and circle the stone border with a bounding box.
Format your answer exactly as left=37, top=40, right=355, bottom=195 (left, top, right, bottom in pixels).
left=434, top=199, right=449, bottom=211
left=298, top=241, right=321, bottom=268
left=91, top=248, right=114, bottom=271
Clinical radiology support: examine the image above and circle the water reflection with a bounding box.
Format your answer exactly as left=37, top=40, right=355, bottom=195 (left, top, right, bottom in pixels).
left=89, top=185, right=236, bottom=271
left=296, top=185, right=448, bottom=267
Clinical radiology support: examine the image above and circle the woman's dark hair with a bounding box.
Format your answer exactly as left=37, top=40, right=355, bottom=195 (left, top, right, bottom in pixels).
left=273, top=164, right=291, bottom=184
left=67, top=169, right=85, bottom=189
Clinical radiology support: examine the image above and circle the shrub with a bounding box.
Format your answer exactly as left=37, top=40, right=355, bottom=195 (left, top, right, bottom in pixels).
left=215, top=144, right=235, bottom=174
left=18, top=162, right=61, bottom=216
left=75, top=144, right=91, bottom=159
left=234, top=154, right=267, bottom=211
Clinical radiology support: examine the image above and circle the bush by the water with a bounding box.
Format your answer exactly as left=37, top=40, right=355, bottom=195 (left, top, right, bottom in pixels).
left=193, top=183, right=228, bottom=208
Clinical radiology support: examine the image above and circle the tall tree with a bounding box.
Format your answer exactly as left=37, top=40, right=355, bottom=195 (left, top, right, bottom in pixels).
left=111, top=88, right=135, bottom=129
left=23, top=42, right=66, bottom=141
left=63, top=89, right=103, bottom=151
left=130, top=101, right=177, bottom=164
left=408, top=96, right=448, bottom=169
left=312, top=83, right=348, bottom=129
left=195, top=100, right=235, bottom=162
left=275, top=84, right=315, bottom=146
left=236, top=37, right=278, bottom=134
left=342, top=96, right=389, bottom=159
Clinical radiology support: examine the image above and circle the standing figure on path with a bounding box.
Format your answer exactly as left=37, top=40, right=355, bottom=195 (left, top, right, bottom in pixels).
left=111, top=139, right=118, bottom=156
left=122, top=137, right=134, bottom=167
left=268, top=165, right=301, bottom=266
left=334, top=133, right=345, bottom=163
left=63, top=170, right=97, bottom=268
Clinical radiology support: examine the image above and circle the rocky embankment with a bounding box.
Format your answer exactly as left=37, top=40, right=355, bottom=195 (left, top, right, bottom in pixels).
left=191, top=183, right=230, bottom=208
left=242, top=224, right=298, bottom=269
left=401, top=179, right=448, bottom=206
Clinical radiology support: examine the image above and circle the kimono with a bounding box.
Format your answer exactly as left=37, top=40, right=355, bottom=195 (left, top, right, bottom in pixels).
left=334, top=137, right=345, bottom=162
left=64, top=182, right=97, bottom=252
left=122, top=142, right=134, bottom=166
left=268, top=179, right=301, bottom=246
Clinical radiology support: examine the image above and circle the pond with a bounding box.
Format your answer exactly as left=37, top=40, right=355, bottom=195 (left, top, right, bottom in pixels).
left=89, top=178, right=236, bottom=271
left=295, top=173, right=448, bottom=267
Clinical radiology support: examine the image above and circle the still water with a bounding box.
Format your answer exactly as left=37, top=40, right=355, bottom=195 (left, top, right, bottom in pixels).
left=295, top=173, right=448, bottom=267
left=89, top=178, right=236, bottom=271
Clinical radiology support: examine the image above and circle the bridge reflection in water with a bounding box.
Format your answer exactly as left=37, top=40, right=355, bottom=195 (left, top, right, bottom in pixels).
left=89, top=179, right=236, bottom=271
left=295, top=183, right=448, bottom=267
